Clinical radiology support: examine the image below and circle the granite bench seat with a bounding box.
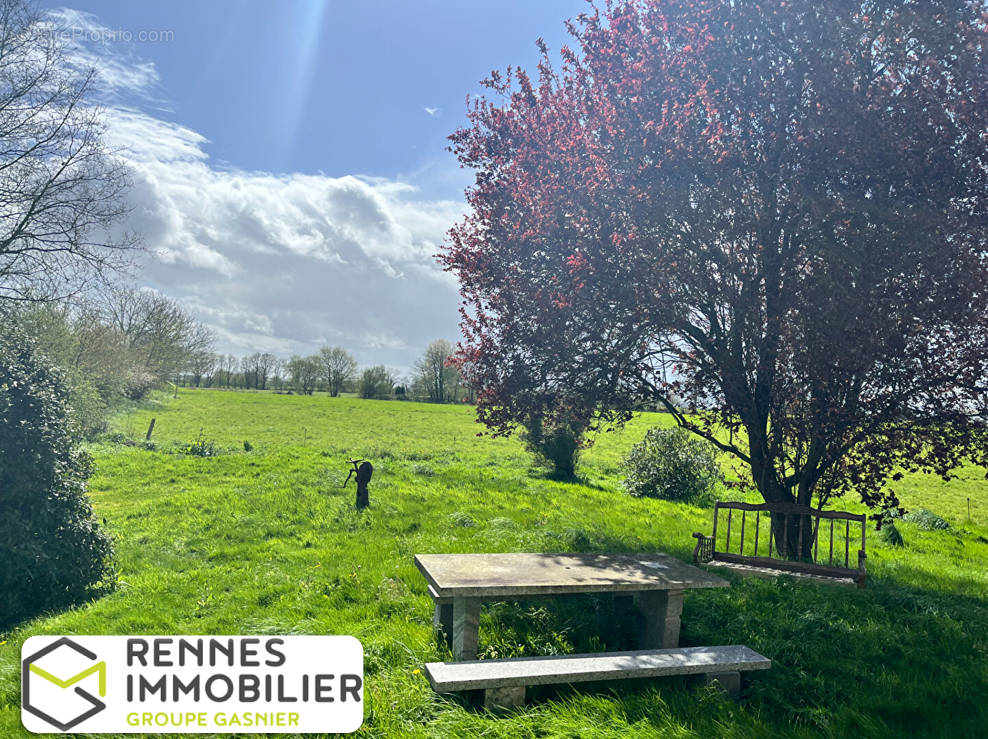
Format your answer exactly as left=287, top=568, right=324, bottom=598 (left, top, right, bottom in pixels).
left=425, top=644, right=771, bottom=709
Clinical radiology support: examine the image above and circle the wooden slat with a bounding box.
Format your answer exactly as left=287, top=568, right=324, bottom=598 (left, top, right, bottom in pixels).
left=712, top=504, right=720, bottom=553
left=829, top=519, right=834, bottom=565
left=753, top=511, right=760, bottom=557
left=797, top=515, right=804, bottom=561
left=739, top=510, right=746, bottom=555
left=714, top=552, right=858, bottom=579
left=812, top=516, right=819, bottom=564
left=713, top=501, right=866, bottom=523
left=845, top=520, right=850, bottom=568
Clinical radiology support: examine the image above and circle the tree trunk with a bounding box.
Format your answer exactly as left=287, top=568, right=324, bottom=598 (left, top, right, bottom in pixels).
left=754, top=474, right=814, bottom=561
left=769, top=512, right=814, bottom=561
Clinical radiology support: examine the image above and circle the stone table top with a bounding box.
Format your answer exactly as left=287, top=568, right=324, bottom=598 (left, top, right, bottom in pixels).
left=414, top=552, right=729, bottom=598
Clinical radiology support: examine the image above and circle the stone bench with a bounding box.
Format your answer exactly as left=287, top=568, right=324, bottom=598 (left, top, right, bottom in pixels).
left=425, top=644, right=771, bottom=709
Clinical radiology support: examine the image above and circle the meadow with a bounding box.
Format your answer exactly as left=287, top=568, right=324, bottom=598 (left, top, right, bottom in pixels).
left=1, top=389, right=986, bottom=738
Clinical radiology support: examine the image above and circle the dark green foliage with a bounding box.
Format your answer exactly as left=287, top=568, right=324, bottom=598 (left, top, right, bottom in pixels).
left=182, top=429, right=216, bottom=457
left=903, top=508, right=950, bottom=531
left=880, top=521, right=905, bottom=547
left=622, top=426, right=723, bottom=502
left=359, top=365, right=395, bottom=399
left=521, top=415, right=582, bottom=480
left=0, top=329, right=115, bottom=627
left=243, top=440, right=254, bottom=452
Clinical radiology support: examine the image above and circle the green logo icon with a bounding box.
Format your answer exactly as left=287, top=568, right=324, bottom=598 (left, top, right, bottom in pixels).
left=22, top=637, right=107, bottom=731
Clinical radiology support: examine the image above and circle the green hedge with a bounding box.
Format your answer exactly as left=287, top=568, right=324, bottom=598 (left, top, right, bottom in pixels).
left=0, top=327, right=115, bottom=627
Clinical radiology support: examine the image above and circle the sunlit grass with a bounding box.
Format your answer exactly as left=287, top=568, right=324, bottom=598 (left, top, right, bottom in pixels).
left=0, top=389, right=985, bottom=737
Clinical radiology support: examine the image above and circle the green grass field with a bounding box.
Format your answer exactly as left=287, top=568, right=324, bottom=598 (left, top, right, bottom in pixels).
left=2, top=390, right=987, bottom=737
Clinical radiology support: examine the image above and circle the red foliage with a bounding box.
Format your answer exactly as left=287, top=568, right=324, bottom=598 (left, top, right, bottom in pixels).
left=440, top=0, right=988, bottom=514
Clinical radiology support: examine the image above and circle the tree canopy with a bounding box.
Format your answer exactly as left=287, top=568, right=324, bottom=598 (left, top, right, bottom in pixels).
left=415, top=339, right=460, bottom=403
left=0, top=0, right=134, bottom=302
left=441, top=0, right=988, bottom=515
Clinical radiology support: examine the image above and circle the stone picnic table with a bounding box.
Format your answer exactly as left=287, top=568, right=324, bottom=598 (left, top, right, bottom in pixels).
left=414, top=552, right=729, bottom=661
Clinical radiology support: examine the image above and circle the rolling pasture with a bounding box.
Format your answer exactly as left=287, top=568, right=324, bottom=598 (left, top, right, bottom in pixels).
left=1, top=390, right=986, bottom=737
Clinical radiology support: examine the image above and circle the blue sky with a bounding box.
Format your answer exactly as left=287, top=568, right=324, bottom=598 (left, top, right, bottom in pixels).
left=37, top=0, right=588, bottom=372
left=46, top=1, right=586, bottom=195
left=37, top=2, right=589, bottom=373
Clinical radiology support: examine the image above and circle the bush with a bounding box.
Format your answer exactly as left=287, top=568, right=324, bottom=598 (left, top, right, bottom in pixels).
left=622, top=426, right=723, bottom=502
left=880, top=521, right=905, bottom=546
left=903, top=508, right=951, bottom=531
left=522, top=415, right=583, bottom=480
left=0, top=329, right=115, bottom=627
left=68, top=379, right=110, bottom=438
left=182, top=429, right=216, bottom=457
left=124, top=370, right=156, bottom=401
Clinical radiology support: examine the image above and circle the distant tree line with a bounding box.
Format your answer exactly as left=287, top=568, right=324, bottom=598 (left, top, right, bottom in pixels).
left=177, top=339, right=472, bottom=404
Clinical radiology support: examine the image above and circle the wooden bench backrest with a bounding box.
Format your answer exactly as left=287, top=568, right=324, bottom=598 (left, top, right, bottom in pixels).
left=711, top=501, right=866, bottom=578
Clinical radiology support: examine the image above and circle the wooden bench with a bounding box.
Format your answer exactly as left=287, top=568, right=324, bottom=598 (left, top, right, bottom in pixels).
left=425, top=645, right=771, bottom=709
left=693, top=501, right=867, bottom=587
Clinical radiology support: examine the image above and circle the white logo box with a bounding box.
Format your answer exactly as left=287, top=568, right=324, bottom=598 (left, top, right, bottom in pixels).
left=22, top=635, right=363, bottom=734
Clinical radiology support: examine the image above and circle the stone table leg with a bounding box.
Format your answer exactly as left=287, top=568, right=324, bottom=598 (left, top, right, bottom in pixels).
left=433, top=599, right=453, bottom=649
left=638, top=589, right=683, bottom=649
left=614, top=594, right=634, bottom=620
left=614, top=594, right=634, bottom=647
left=452, top=596, right=481, bottom=660
left=705, top=671, right=741, bottom=699
left=484, top=686, right=525, bottom=711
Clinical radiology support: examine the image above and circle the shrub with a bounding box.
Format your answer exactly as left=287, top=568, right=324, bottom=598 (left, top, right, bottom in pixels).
left=124, top=370, right=156, bottom=400
left=449, top=511, right=476, bottom=528
left=622, top=426, right=723, bottom=502
left=182, top=429, right=216, bottom=457
left=522, top=414, right=583, bottom=480
left=880, top=521, right=905, bottom=546
left=0, top=329, right=115, bottom=627
left=903, top=508, right=951, bottom=531
left=67, top=378, right=109, bottom=438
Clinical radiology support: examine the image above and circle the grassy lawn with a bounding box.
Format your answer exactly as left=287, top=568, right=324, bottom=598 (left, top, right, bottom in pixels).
left=2, top=389, right=986, bottom=738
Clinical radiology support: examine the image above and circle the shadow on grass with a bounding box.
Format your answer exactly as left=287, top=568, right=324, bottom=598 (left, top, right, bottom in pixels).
left=0, top=588, right=112, bottom=637
left=462, top=556, right=986, bottom=736
left=684, top=568, right=986, bottom=736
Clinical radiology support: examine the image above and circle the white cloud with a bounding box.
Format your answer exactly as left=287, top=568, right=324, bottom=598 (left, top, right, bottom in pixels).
left=45, top=8, right=166, bottom=104
left=45, top=8, right=466, bottom=371
left=424, top=106, right=441, bottom=117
